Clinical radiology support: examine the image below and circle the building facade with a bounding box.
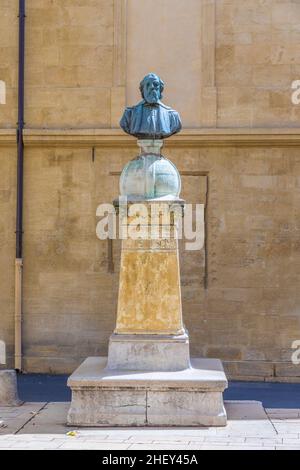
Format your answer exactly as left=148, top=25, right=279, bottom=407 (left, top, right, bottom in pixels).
left=1, top=0, right=300, bottom=380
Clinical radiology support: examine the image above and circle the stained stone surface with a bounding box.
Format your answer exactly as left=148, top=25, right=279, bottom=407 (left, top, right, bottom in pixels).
left=115, top=201, right=184, bottom=335
left=147, top=391, right=226, bottom=427
left=115, top=250, right=184, bottom=335
left=67, top=357, right=228, bottom=427
left=0, top=370, right=22, bottom=407
left=107, top=332, right=190, bottom=371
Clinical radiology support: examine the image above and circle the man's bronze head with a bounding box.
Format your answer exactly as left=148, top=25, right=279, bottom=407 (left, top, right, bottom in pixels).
left=139, top=73, right=164, bottom=104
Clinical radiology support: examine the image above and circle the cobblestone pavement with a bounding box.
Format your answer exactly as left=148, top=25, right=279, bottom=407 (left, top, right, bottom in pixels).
left=0, top=401, right=300, bottom=450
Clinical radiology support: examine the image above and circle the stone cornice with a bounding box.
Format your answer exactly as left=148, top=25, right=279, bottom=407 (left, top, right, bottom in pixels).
left=0, top=129, right=16, bottom=146
left=1, top=128, right=300, bottom=147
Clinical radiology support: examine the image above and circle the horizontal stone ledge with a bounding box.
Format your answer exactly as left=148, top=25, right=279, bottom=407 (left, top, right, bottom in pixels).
left=0, top=129, right=16, bottom=146
left=3, top=128, right=300, bottom=147
left=67, top=357, right=228, bottom=391
left=224, top=360, right=275, bottom=378
left=224, top=360, right=300, bottom=381
left=274, top=362, right=300, bottom=378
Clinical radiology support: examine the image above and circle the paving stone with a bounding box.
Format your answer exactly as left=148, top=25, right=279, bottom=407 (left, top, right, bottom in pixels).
left=0, top=401, right=299, bottom=449
left=246, top=437, right=284, bottom=444
left=204, top=436, right=245, bottom=443
left=19, top=402, right=70, bottom=434
left=128, top=443, right=199, bottom=450
left=59, top=441, right=131, bottom=450
left=216, top=401, right=276, bottom=437
left=130, top=435, right=201, bottom=443
left=282, top=438, right=300, bottom=445
left=0, top=442, right=13, bottom=449
left=271, top=418, right=300, bottom=423
left=271, top=423, right=300, bottom=434
left=200, top=445, right=232, bottom=450
left=0, top=403, right=46, bottom=435
left=275, top=445, right=300, bottom=450
left=266, top=409, right=300, bottom=418
left=8, top=440, right=64, bottom=450
left=226, top=445, right=275, bottom=450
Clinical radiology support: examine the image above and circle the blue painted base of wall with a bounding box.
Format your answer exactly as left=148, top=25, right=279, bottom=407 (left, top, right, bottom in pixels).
left=16, top=373, right=300, bottom=408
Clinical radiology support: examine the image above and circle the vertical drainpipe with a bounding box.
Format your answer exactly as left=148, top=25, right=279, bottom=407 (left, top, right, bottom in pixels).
left=15, top=0, right=26, bottom=372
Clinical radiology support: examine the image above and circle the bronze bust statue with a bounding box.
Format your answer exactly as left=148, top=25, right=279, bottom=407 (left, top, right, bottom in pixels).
left=120, top=73, right=182, bottom=140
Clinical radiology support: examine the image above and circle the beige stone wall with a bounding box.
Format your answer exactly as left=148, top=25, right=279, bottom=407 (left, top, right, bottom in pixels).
left=216, top=0, right=300, bottom=127
left=126, top=0, right=203, bottom=127
left=25, top=0, right=114, bottom=128
left=0, top=1, right=300, bottom=380
left=0, top=142, right=293, bottom=380
left=4, top=0, right=300, bottom=130
left=0, top=146, right=16, bottom=367
left=0, top=0, right=18, bottom=127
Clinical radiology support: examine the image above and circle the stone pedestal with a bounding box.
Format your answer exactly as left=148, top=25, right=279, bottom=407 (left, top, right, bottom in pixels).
left=67, top=140, right=228, bottom=427
left=114, top=200, right=185, bottom=336
left=67, top=357, right=227, bottom=427
left=107, top=332, right=190, bottom=371
left=0, top=370, right=22, bottom=406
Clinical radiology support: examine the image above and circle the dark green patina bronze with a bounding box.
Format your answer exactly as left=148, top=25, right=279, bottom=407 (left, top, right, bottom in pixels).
left=120, top=73, right=182, bottom=140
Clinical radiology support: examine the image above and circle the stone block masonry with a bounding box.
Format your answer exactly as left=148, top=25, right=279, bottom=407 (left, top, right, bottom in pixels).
left=0, top=1, right=300, bottom=379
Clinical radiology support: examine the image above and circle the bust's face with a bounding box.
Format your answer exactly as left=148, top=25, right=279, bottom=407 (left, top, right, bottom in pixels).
left=143, top=76, right=161, bottom=104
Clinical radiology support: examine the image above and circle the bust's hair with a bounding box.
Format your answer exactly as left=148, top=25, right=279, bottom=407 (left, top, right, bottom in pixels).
left=139, top=73, right=164, bottom=100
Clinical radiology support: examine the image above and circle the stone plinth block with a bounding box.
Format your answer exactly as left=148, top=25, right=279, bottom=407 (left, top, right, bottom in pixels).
left=0, top=370, right=22, bottom=406
left=67, top=357, right=228, bottom=427
left=107, top=332, right=190, bottom=371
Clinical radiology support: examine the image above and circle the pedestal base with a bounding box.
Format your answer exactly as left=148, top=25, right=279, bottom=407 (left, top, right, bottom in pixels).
left=67, top=357, right=228, bottom=427
left=107, top=332, right=190, bottom=371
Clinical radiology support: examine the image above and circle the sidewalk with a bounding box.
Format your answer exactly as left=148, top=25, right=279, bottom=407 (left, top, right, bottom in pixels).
left=1, top=401, right=300, bottom=450
left=0, top=376, right=299, bottom=450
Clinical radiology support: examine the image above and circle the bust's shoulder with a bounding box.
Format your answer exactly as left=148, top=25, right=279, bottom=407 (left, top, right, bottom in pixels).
left=158, top=102, right=179, bottom=114
left=124, top=101, right=145, bottom=112
left=158, top=101, right=172, bottom=110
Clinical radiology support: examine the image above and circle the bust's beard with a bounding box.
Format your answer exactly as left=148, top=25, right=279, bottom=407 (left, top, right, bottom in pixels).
left=144, top=91, right=160, bottom=104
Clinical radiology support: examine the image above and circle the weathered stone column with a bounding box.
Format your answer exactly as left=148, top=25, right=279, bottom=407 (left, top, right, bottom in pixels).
left=108, top=198, right=190, bottom=371
left=115, top=202, right=184, bottom=336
